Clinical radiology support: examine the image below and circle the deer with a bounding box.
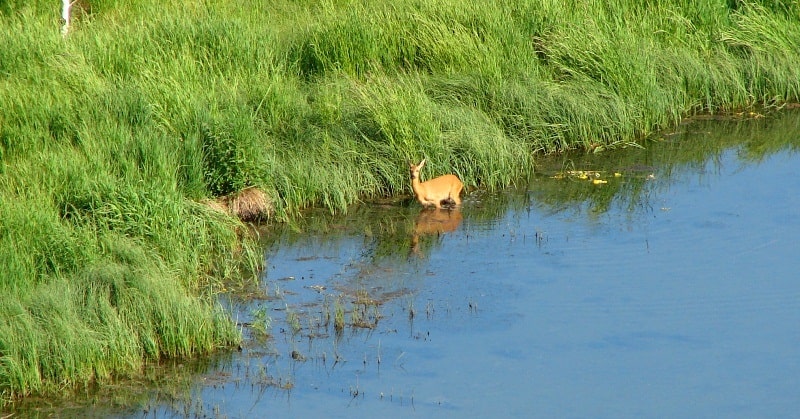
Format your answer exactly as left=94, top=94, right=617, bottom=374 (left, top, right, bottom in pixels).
left=408, top=159, right=464, bottom=209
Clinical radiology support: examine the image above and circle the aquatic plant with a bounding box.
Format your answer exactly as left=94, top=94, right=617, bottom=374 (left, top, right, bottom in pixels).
left=285, top=306, right=302, bottom=335
left=333, top=297, right=346, bottom=333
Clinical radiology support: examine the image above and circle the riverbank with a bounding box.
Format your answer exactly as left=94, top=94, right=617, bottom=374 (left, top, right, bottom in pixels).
left=1, top=0, right=798, bottom=404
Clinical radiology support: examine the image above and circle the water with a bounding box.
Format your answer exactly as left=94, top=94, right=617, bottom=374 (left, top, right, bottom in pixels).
left=12, top=110, right=800, bottom=418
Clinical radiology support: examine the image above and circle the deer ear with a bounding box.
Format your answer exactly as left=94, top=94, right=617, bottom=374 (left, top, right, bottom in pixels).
left=419, top=159, right=426, bottom=167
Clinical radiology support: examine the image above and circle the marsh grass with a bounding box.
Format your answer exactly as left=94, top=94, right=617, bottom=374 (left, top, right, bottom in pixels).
left=333, top=297, right=346, bottom=333
left=2, top=0, right=799, bottom=404
left=285, top=307, right=302, bottom=335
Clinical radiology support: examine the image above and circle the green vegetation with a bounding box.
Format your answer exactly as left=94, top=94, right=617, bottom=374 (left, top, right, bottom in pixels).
left=1, top=0, right=799, bottom=404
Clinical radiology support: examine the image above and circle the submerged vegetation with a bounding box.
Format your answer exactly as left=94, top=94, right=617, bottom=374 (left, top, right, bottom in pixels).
left=1, top=0, right=799, bottom=404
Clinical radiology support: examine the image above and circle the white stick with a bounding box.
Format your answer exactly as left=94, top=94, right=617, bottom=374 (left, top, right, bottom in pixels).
left=61, top=0, right=78, bottom=37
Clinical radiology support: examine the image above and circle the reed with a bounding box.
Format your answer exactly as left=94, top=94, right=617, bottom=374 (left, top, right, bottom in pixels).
left=1, top=0, right=799, bottom=403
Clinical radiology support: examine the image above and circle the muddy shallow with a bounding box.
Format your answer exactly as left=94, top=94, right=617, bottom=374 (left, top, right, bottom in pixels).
left=9, top=109, right=800, bottom=418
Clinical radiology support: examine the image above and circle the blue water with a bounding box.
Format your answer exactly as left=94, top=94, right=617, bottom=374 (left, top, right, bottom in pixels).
left=481, top=148, right=800, bottom=417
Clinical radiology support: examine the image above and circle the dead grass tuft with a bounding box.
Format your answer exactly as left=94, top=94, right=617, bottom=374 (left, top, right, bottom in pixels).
left=225, top=187, right=273, bottom=222
left=201, top=187, right=274, bottom=222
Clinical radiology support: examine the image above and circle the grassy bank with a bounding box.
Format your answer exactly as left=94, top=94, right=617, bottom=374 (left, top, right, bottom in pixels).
left=1, top=0, right=799, bottom=403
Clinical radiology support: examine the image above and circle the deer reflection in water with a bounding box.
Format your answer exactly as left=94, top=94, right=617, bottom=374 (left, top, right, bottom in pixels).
left=411, top=207, right=463, bottom=256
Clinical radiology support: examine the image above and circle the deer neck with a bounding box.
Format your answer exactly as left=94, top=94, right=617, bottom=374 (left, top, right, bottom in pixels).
left=411, top=175, right=423, bottom=195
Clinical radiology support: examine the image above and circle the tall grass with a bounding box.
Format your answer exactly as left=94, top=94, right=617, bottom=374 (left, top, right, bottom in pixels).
left=1, top=0, right=799, bottom=403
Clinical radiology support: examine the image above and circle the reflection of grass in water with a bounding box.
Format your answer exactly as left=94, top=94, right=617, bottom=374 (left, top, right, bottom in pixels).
left=7, top=352, right=235, bottom=417
left=530, top=109, right=800, bottom=218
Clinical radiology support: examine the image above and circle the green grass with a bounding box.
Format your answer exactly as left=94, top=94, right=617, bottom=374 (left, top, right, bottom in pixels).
left=1, top=0, right=799, bottom=404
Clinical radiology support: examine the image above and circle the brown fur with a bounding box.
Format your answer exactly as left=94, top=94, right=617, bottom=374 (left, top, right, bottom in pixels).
left=409, top=159, right=464, bottom=209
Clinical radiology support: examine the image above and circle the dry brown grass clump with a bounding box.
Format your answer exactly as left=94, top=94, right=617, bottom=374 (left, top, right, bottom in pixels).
left=225, top=187, right=273, bottom=222
left=202, top=187, right=273, bottom=222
